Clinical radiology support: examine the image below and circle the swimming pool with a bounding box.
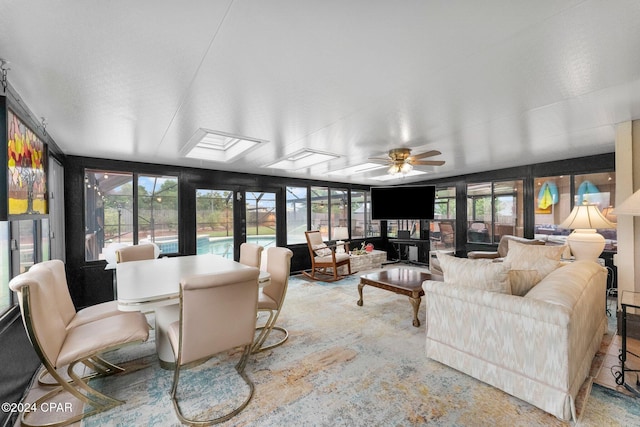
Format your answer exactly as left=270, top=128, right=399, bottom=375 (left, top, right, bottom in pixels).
left=195, top=235, right=276, bottom=258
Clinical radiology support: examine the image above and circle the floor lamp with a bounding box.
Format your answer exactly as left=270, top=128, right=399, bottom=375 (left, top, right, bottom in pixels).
left=559, top=202, right=615, bottom=262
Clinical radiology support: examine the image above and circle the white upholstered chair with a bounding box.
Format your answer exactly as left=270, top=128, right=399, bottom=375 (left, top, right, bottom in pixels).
left=9, top=266, right=149, bottom=427
left=168, top=267, right=260, bottom=425
left=29, top=259, right=126, bottom=385
left=253, top=246, right=293, bottom=353
left=239, top=242, right=264, bottom=269
left=115, top=243, right=156, bottom=263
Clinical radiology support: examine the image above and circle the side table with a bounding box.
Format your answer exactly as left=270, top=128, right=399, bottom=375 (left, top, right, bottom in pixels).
left=616, top=290, right=640, bottom=396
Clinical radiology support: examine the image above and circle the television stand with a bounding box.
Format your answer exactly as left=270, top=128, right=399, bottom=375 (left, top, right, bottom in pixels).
left=388, top=238, right=429, bottom=266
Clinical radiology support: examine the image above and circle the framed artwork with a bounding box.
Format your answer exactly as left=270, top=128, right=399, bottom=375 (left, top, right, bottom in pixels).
left=7, top=108, right=47, bottom=215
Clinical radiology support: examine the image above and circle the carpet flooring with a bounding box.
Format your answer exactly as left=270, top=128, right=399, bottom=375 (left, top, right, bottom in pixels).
left=79, top=271, right=639, bottom=426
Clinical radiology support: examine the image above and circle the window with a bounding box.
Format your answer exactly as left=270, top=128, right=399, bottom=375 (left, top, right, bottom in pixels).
left=493, top=180, right=524, bottom=240
left=467, top=182, right=492, bottom=243
left=467, top=180, right=523, bottom=244
left=533, top=172, right=616, bottom=251
left=330, top=189, right=348, bottom=239
left=311, top=187, right=329, bottom=239
left=84, top=170, right=133, bottom=261
left=286, top=187, right=308, bottom=244
left=245, top=191, right=277, bottom=249
left=431, top=186, right=456, bottom=250
left=137, top=175, right=179, bottom=254
left=85, top=170, right=179, bottom=261
left=350, top=190, right=379, bottom=239
left=195, top=189, right=234, bottom=257
left=534, top=175, right=571, bottom=241
left=574, top=172, right=616, bottom=251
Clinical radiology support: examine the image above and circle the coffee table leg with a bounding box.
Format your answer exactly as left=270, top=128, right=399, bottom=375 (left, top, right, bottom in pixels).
left=409, top=295, right=421, bottom=327
left=357, top=281, right=365, bottom=306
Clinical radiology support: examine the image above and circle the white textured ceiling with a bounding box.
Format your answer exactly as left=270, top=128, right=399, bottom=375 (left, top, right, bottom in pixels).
left=1, top=0, right=639, bottom=185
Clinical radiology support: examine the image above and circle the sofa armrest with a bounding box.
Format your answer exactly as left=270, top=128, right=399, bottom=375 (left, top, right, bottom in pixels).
left=467, top=251, right=500, bottom=260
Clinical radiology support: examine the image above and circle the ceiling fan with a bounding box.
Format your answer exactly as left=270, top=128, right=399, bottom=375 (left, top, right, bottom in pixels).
left=369, top=148, right=445, bottom=175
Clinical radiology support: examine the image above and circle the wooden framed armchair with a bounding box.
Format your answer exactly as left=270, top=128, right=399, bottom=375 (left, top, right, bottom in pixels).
left=303, top=230, right=351, bottom=282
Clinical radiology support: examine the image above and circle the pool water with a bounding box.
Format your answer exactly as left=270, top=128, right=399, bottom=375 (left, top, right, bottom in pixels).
left=195, top=235, right=276, bottom=258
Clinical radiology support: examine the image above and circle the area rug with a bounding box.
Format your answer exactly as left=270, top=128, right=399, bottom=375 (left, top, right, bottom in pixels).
left=81, top=272, right=639, bottom=426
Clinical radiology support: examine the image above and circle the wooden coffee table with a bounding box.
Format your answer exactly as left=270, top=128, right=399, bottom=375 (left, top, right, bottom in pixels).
left=357, top=268, right=430, bottom=327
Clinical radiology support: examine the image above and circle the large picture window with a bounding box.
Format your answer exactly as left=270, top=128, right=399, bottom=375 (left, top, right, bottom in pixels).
left=84, top=170, right=133, bottom=261
left=137, top=175, right=179, bottom=254
left=431, top=186, right=456, bottom=250
left=245, top=191, right=277, bottom=250
left=195, top=189, right=234, bottom=257
left=533, top=172, right=616, bottom=252
left=467, top=180, right=523, bottom=244
left=84, top=170, right=179, bottom=261
left=350, top=190, right=379, bottom=239
left=311, top=187, right=329, bottom=239
left=286, top=187, right=308, bottom=244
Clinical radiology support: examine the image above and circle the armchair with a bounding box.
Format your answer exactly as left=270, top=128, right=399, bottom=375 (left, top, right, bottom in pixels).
left=303, top=230, right=351, bottom=282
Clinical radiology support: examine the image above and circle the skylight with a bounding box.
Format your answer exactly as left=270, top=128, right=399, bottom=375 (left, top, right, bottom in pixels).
left=181, top=129, right=267, bottom=163
left=265, top=149, right=340, bottom=170
left=370, top=170, right=427, bottom=181
left=326, top=163, right=387, bottom=176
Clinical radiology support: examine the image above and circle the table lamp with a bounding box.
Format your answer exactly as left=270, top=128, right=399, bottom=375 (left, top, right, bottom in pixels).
left=613, top=189, right=640, bottom=216
left=559, top=202, right=615, bottom=262
left=333, top=226, right=349, bottom=253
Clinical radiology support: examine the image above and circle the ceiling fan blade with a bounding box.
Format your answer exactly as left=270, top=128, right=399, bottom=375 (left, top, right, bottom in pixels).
left=412, top=160, right=446, bottom=166
left=411, top=150, right=442, bottom=160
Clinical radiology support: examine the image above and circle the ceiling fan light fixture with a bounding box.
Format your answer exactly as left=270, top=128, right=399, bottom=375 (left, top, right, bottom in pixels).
left=388, top=162, right=413, bottom=175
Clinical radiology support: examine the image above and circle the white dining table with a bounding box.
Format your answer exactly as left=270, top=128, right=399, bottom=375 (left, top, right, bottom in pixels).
left=115, top=254, right=269, bottom=368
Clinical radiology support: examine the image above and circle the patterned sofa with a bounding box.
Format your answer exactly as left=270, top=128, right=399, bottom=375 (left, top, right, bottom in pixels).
left=422, top=248, right=607, bottom=421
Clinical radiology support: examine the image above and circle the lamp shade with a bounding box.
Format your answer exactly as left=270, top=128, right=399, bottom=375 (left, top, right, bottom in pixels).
left=333, top=227, right=349, bottom=240
left=559, top=203, right=614, bottom=262
left=613, top=189, right=640, bottom=216
left=558, top=203, right=615, bottom=230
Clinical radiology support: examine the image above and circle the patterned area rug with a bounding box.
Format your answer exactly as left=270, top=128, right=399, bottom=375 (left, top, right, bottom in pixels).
left=82, top=272, right=639, bottom=426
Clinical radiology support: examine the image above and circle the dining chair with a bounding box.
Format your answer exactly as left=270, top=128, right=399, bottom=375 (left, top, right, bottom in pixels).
left=9, top=267, right=149, bottom=427
left=29, top=259, right=127, bottom=385
left=114, top=244, right=158, bottom=300
left=239, top=242, right=264, bottom=269
left=168, top=267, right=260, bottom=425
left=252, top=246, right=293, bottom=353
left=115, top=243, right=156, bottom=263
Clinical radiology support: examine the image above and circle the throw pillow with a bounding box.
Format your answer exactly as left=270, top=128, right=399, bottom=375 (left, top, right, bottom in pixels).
left=312, top=243, right=332, bottom=257
left=436, top=252, right=512, bottom=294
left=504, top=241, right=565, bottom=295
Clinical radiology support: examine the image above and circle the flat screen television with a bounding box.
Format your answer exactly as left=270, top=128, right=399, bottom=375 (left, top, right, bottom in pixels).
left=370, top=185, right=435, bottom=220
